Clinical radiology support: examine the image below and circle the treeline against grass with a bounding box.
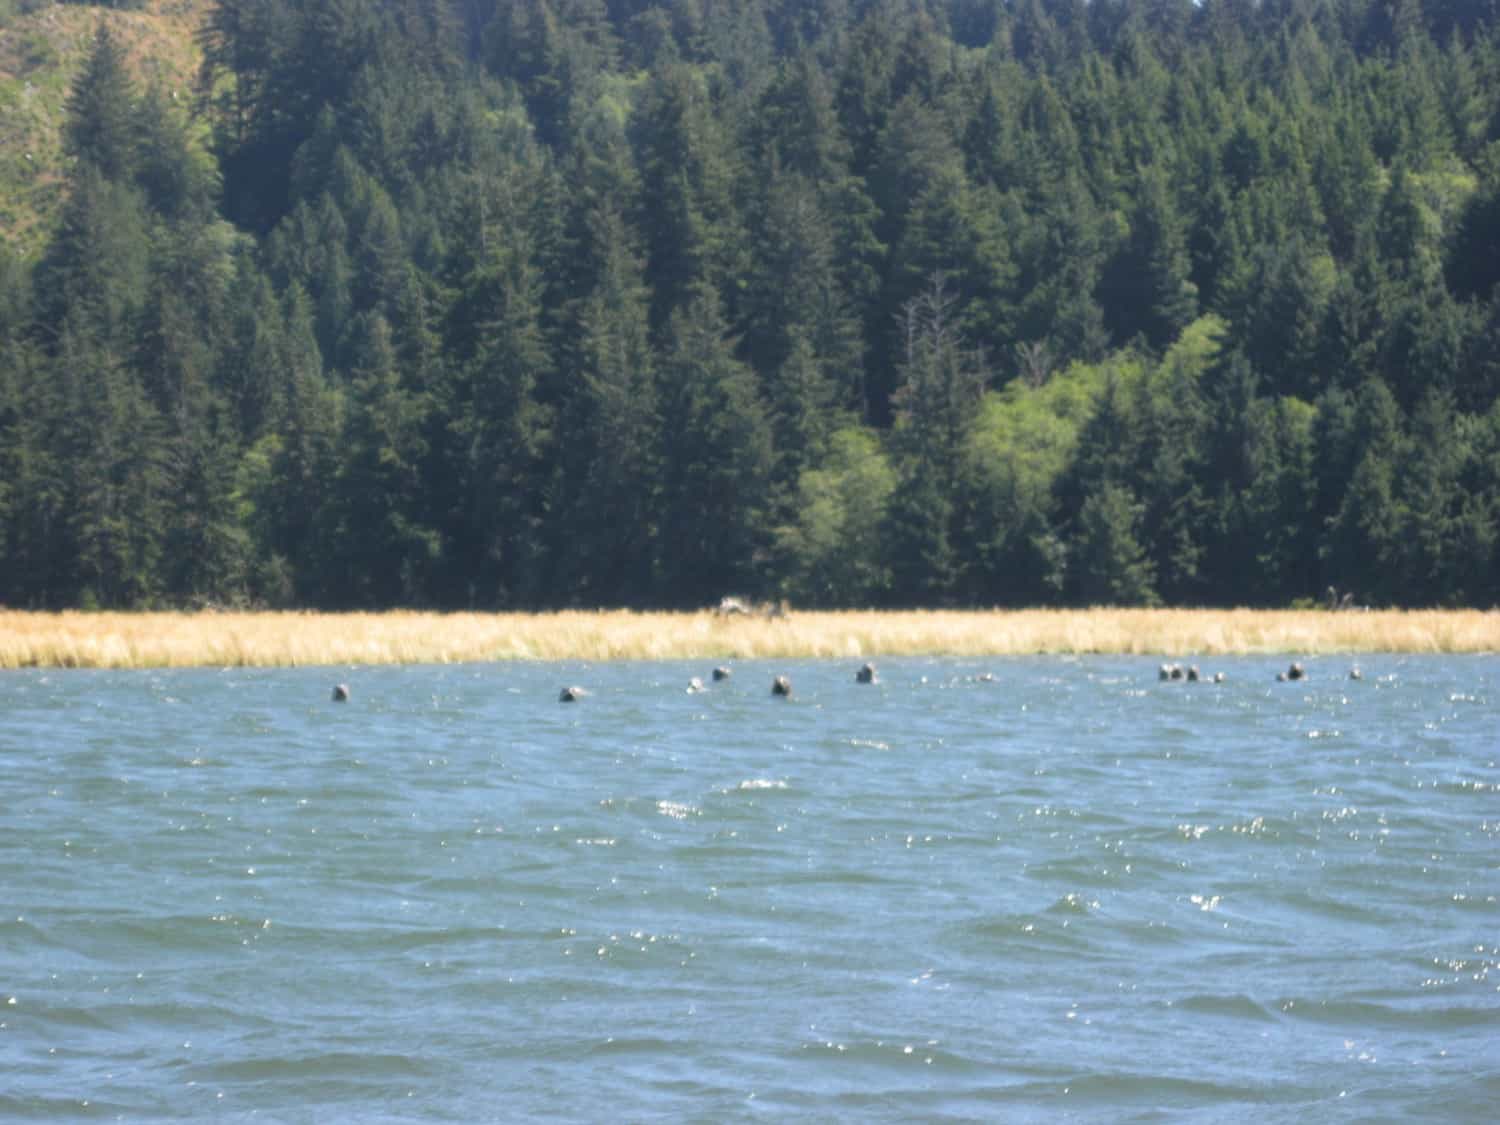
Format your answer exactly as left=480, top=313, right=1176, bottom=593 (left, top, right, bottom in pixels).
left=2, top=0, right=1500, bottom=611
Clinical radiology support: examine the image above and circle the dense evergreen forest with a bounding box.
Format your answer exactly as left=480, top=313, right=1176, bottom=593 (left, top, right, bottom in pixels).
left=2, top=0, right=1500, bottom=610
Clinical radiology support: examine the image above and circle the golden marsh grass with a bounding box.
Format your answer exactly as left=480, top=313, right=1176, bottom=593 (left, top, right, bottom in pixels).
left=1, top=609, right=1497, bottom=669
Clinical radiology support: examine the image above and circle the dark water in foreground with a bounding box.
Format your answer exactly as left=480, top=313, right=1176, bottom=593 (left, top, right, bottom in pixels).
left=1, top=657, right=1496, bottom=1122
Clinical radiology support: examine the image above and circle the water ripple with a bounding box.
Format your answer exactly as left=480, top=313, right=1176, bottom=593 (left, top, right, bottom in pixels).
left=1, top=656, right=1496, bottom=1119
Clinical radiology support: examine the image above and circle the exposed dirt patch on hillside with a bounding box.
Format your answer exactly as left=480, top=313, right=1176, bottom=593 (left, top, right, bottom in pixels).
left=0, top=0, right=210, bottom=255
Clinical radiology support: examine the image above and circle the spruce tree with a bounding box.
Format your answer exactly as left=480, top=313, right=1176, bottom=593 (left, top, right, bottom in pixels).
left=653, top=283, right=773, bottom=606
left=64, top=23, right=137, bottom=182
left=1074, top=482, right=1159, bottom=606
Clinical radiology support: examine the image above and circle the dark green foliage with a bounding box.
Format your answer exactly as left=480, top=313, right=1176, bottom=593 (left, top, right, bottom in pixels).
left=1446, top=145, right=1500, bottom=301
left=1320, top=378, right=1407, bottom=604
left=249, top=285, right=344, bottom=605
left=653, top=284, right=773, bottom=606
left=53, top=320, right=168, bottom=607
left=1223, top=239, right=1335, bottom=399
left=884, top=275, right=988, bottom=604
left=64, top=23, right=137, bottom=182
left=334, top=312, right=440, bottom=604
left=33, top=167, right=150, bottom=353
left=6, top=0, right=1500, bottom=609
left=1100, top=165, right=1198, bottom=351
left=445, top=195, right=554, bottom=608
left=549, top=199, right=660, bottom=604
left=1075, top=483, right=1159, bottom=606
left=0, top=305, right=28, bottom=598
left=629, top=59, right=744, bottom=336
left=162, top=404, right=250, bottom=606
left=739, top=164, right=861, bottom=471
left=135, top=84, right=218, bottom=221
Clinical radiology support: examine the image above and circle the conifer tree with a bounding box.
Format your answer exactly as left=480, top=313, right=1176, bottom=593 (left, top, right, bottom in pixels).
left=53, top=316, right=167, bottom=607
left=1321, top=378, right=1407, bottom=603
left=1074, top=482, right=1159, bottom=606
left=630, top=60, right=744, bottom=335
left=65, top=23, right=137, bottom=182
left=447, top=204, right=553, bottom=607
left=653, top=283, right=773, bottom=605
left=550, top=200, right=660, bottom=604
left=741, top=165, right=861, bottom=436
left=1100, top=164, right=1198, bottom=351
left=884, top=275, right=988, bottom=603
left=32, top=167, right=150, bottom=354
left=162, top=403, right=249, bottom=606
left=336, top=311, right=439, bottom=604
left=257, top=284, right=343, bottom=603
left=4, top=0, right=1500, bottom=611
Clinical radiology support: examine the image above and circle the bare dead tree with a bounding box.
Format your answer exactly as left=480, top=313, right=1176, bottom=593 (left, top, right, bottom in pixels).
left=1015, top=338, right=1053, bottom=387
left=892, top=271, right=988, bottom=462
left=896, top=271, right=958, bottom=364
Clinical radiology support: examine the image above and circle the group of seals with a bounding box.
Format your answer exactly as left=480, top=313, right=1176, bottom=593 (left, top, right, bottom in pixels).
left=332, top=659, right=1368, bottom=703
left=781, top=662, right=882, bottom=697
left=1274, top=662, right=1359, bottom=682
left=1158, top=663, right=1224, bottom=683
left=1155, top=660, right=1363, bottom=684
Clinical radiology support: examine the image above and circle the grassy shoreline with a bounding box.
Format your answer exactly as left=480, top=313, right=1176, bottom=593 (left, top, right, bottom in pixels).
left=1, top=608, right=1497, bottom=669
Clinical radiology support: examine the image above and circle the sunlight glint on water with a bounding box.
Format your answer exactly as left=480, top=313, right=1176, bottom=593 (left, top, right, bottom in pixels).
left=1, top=657, right=1496, bottom=1120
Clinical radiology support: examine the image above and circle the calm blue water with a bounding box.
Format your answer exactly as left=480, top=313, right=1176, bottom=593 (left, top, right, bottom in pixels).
left=1, top=657, right=1496, bottom=1122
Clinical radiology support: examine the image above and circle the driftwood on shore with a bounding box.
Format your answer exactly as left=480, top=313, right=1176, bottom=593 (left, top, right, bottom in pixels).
left=714, top=596, right=790, bottom=620
left=1324, top=586, right=1371, bottom=612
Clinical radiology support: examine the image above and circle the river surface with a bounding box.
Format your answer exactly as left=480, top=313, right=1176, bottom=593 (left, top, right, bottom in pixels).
left=1, top=657, right=1496, bottom=1122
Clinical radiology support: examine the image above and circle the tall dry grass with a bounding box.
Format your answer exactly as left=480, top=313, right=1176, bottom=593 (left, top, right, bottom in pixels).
left=1, top=609, right=1497, bottom=669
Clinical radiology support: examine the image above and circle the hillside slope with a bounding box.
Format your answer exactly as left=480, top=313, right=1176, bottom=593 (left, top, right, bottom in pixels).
left=0, top=0, right=208, bottom=256
left=2, top=0, right=1498, bottom=613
